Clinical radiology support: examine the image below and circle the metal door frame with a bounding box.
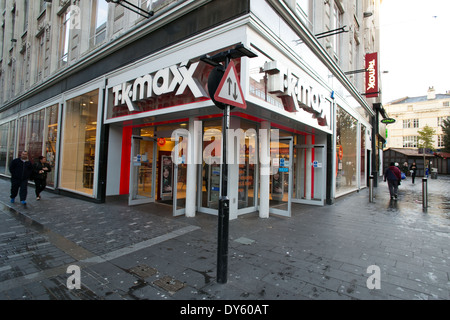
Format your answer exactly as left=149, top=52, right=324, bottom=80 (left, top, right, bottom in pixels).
left=128, top=135, right=157, bottom=206
left=172, top=131, right=189, bottom=216
left=293, top=144, right=326, bottom=206
left=269, top=137, right=293, bottom=217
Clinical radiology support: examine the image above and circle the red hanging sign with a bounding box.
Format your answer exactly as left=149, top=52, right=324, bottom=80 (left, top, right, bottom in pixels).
left=365, top=52, right=379, bottom=98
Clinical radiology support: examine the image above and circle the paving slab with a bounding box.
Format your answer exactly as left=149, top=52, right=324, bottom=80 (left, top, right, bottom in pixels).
left=0, top=176, right=449, bottom=301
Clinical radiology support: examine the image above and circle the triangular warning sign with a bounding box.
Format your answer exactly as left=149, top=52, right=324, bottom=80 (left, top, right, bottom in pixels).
left=214, top=61, right=247, bottom=109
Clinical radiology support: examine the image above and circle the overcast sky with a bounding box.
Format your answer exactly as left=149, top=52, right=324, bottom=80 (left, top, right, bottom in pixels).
left=380, top=0, right=450, bottom=104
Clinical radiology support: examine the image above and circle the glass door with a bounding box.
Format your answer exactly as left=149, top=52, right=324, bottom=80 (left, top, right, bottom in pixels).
left=269, top=137, right=293, bottom=217
left=129, top=136, right=156, bottom=206
left=294, top=144, right=326, bottom=205
left=172, top=131, right=188, bottom=216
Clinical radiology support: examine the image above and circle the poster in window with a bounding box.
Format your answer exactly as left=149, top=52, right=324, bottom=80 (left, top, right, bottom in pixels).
left=161, top=155, right=173, bottom=195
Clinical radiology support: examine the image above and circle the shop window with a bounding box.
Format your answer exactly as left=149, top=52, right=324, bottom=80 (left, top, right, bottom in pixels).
left=18, top=116, right=28, bottom=155
left=336, top=106, right=357, bottom=196
left=0, top=120, right=16, bottom=176
left=200, top=119, right=222, bottom=210
left=360, top=124, right=366, bottom=187
left=7, top=120, right=16, bottom=175
left=45, top=104, right=59, bottom=187
left=28, top=109, right=45, bottom=164
left=234, top=119, right=257, bottom=210
left=0, top=123, right=9, bottom=174
left=61, top=90, right=99, bottom=195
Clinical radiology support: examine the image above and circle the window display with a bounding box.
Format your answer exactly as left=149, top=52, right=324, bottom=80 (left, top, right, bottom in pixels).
left=0, top=123, right=9, bottom=174
left=45, top=104, right=58, bottom=187
left=61, top=90, right=99, bottom=195
left=336, top=106, right=357, bottom=196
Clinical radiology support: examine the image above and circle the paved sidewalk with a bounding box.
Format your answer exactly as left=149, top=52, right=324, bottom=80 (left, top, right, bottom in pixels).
left=0, top=175, right=449, bottom=300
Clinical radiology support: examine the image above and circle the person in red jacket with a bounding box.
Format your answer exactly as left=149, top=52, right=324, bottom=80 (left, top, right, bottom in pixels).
left=384, top=162, right=402, bottom=200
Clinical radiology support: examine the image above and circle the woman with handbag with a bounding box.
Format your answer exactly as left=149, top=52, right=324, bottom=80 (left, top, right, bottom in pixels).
left=33, top=156, right=52, bottom=200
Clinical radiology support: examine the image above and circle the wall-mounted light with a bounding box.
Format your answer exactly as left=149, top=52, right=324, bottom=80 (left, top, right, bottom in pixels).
left=364, top=12, right=373, bottom=18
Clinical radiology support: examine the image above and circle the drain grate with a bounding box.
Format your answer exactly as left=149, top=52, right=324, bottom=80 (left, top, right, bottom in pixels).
left=153, top=276, right=185, bottom=294
left=128, top=264, right=157, bottom=279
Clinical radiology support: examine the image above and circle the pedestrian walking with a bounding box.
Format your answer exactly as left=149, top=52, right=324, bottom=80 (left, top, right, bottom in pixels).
left=409, top=162, right=417, bottom=184
left=384, top=162, right=402, bottom=200
left=32, top=156, right=52, bottom=200
left=9, top=151, right=34, bottom=205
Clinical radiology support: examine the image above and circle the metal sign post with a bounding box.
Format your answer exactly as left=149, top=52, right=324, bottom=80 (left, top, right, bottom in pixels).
left=422, top=177, right=428, bottom=212
left=216, top=56, right=231, bottom=284
left=200, top=45, right=257, bottom=284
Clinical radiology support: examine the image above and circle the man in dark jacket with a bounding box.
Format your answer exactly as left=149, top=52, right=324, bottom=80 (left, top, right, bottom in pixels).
left=9, top=151, right=33, bottom=205
left=384, top=162, right=402, bottom=200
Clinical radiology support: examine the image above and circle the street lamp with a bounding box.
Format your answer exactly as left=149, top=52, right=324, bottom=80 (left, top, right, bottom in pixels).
left=200, top=44, right=257, bottom=284
left=105, top=0, right=154, bottom=19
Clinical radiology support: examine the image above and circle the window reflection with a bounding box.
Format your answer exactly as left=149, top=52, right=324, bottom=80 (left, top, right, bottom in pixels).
left=28, top=109, right=45, bottom=164
left=336, top=106, right=357, bottom=195
left=61, top=90, right=98, bottom=195
left=46, top=105, right=59, bottom=187
left=0, top=123, right=9, bottom=174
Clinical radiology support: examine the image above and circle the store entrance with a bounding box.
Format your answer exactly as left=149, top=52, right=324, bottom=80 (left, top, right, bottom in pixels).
left=293, top=144, right=326, bottom=205
left=128, top=134, right=187, bottom=216
left=269, top=137, right=293, bottom=217
left=129, top=136, right=156, bottom=206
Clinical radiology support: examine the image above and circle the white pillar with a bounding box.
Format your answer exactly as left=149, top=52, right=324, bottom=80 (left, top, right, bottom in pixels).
left=185, top=118, right=200, bottom=217
left=305, top=135, right=312, bottom=200
left=259, top=121, right=270, bottom=218
left=228, top=117, right=239, bottom=220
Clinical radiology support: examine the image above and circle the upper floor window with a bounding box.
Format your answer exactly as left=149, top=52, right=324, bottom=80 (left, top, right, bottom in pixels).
left=403, top=119, right=419, bottom=129
left=0, top=23, right=4, bottom=60
left=91, top=0, right=108, bottom=46
left=296, top=0, right=312, bottom=30
left=23, top=0, right=29, bottom=32
left=36, top=32, right=45, bottom=82
left=58, top=7, right=73, bottom=67
left=438, top=116, right=449, bottom=127
left=438, top=135, right=444, bottom=148
left=332, top=3, right=343, bottom=59
left=403, top=136, right=417, bottom=148
left=39, top=0, right=46, bottom=13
